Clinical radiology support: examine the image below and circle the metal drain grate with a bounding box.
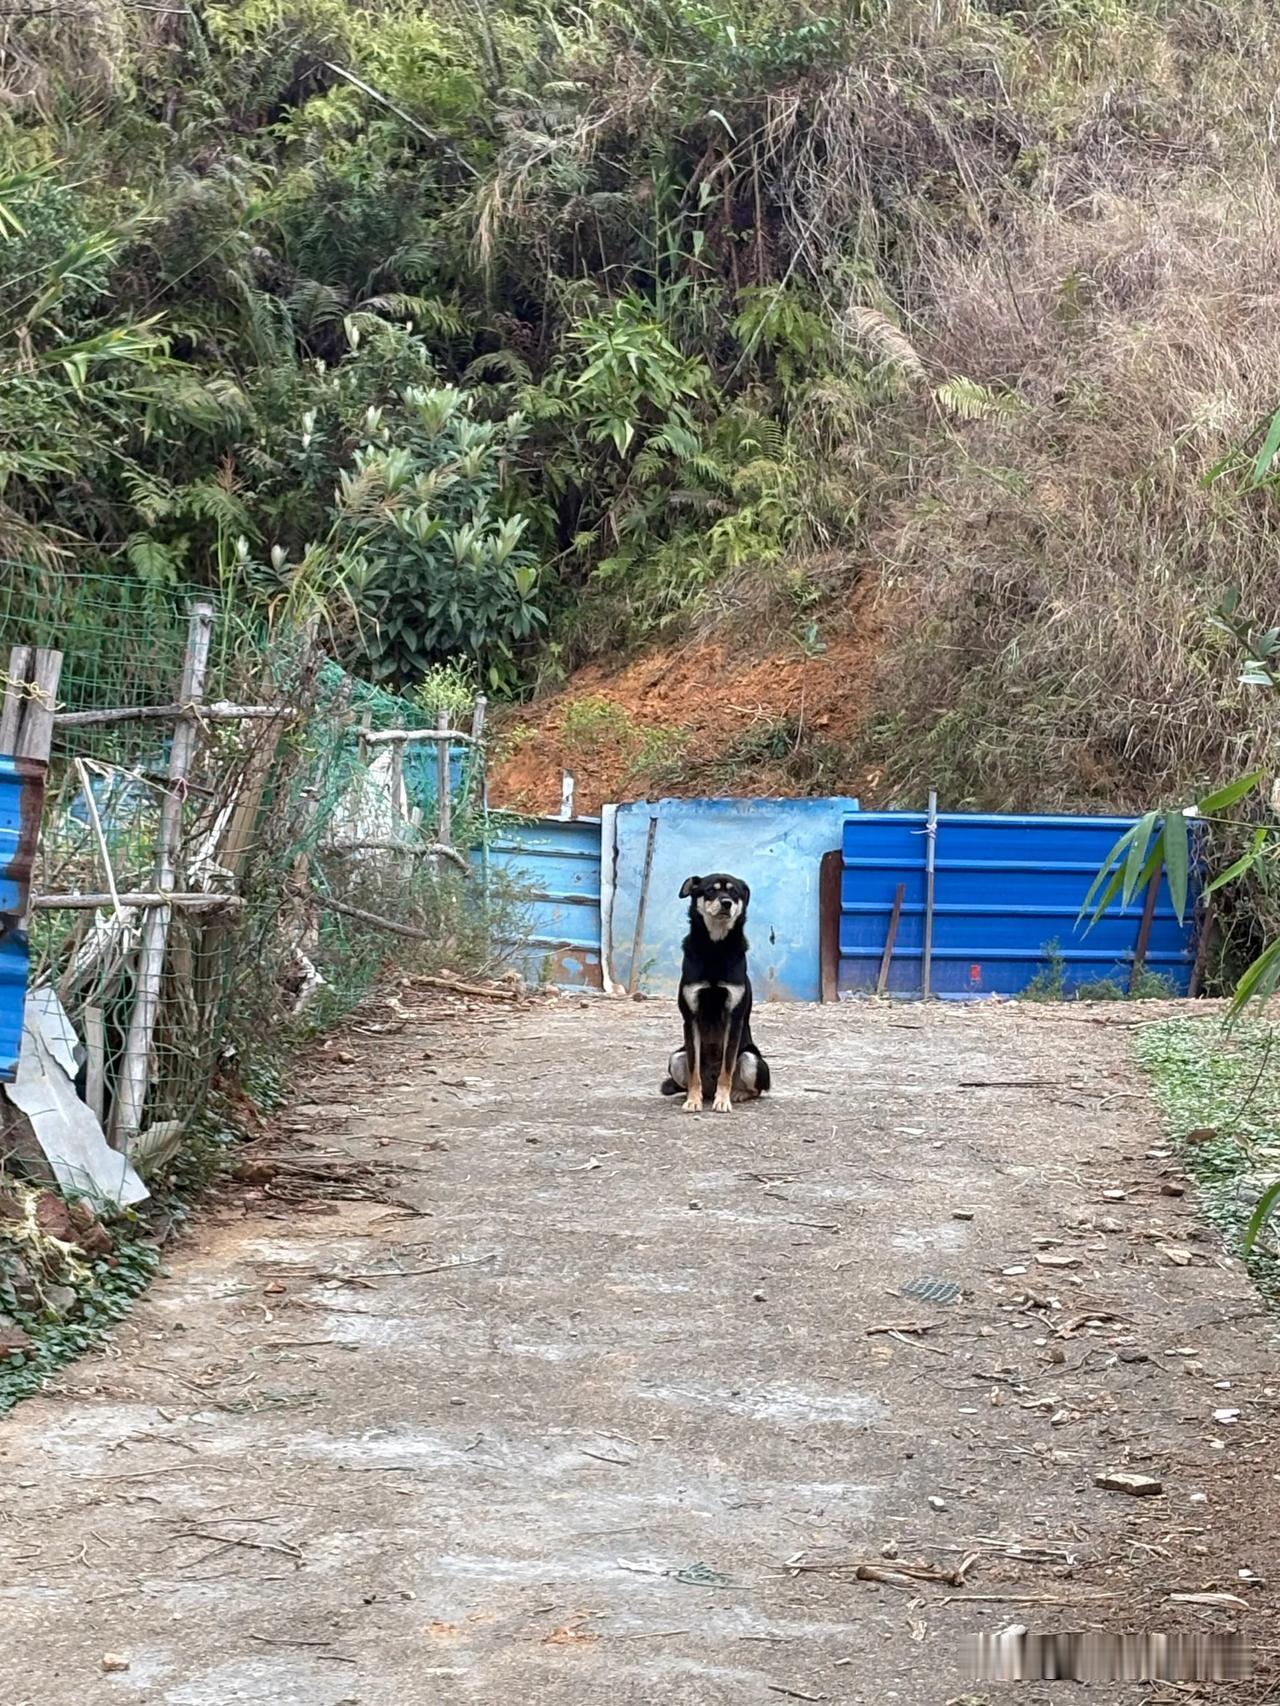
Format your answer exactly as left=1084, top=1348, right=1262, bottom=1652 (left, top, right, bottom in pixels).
left=900, top=1275, right=962, bottom=1305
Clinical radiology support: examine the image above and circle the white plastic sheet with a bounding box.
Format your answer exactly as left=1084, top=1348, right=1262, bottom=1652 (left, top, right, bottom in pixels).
left=3, top=987, right=148, bottom=1209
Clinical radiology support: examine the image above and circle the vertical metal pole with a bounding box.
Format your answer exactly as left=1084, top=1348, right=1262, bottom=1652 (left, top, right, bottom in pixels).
left=627, top=814, right=659, bottom=997
left=113, top=599, right=213, bottom=1150
left=922, top=790, right=937, bottom=1000
left=560, top=770, right=576, bottom=820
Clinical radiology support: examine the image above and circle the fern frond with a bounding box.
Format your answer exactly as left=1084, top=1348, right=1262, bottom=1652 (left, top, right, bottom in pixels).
left=934, top=376, right=1022, bottom=422
left=464, top=349, right=533, bottom=386
left=845, top=305, right=926, bottom=380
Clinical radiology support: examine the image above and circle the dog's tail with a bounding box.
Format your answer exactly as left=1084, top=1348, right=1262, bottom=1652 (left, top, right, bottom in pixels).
left=661, top=1047, right=688, bottom=1097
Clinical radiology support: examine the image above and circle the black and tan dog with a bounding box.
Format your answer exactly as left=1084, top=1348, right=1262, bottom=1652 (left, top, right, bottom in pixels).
left=660, top=872, right=771, bottom=1113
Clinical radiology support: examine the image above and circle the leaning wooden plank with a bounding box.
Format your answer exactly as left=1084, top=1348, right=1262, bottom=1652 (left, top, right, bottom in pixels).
left=877, top=882, right=907, bottom=996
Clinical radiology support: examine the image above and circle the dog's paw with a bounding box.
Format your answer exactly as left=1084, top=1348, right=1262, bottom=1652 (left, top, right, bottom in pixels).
left=712, top=1087, right=734, bottom=1113
left=682, top=1093, right=704, bottom=1113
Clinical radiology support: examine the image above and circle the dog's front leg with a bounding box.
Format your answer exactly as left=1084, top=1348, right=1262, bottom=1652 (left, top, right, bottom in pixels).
left=682, top=1013, right=703, bottom=1113
left=713, top=991, right=747, bottom=1113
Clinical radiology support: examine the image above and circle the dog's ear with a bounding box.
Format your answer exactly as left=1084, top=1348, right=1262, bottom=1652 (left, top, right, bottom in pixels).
left=679, top=875, right=700, bottom=899
left=740, top=881, right=751, bottom=906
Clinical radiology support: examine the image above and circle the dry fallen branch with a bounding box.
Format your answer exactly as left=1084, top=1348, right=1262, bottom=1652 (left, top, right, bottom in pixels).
left=317, top=894, right=467, bottom=942
left=413, top=972, right=520, bottom=1001
left=785, top=1555, right=976, bottom=1589
left=322, top=838, right=471, bottom=872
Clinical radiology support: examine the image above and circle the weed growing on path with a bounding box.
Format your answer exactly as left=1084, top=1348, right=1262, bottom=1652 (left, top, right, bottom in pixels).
left=1136, top=1018, right=1280, bottom=1305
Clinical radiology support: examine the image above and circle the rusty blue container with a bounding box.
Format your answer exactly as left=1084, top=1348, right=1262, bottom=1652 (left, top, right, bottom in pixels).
left=484, top=815, right=603, bottom=988
left=0, top=754, right=42, bottom=1081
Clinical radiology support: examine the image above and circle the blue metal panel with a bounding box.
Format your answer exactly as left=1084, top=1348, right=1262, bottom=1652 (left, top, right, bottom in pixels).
left=0, top=755, right=43, bottom=1081
left=839, top=811, right=1196, bottom=1000
left=485, top=816, right=603, bottom=988
left=611, top=796, right=860, bottom=1001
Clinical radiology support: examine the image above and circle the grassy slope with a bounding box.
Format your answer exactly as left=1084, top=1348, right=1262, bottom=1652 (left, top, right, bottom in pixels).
left=1137, top=1017, right=1280, bottom=1305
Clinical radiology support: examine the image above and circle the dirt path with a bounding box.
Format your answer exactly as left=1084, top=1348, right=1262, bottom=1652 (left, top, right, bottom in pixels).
left=2, top=998, right=1277, bottom=1704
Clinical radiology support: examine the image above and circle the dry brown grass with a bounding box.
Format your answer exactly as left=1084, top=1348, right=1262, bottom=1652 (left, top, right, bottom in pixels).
left=868, top=177, right=1280, bottom=814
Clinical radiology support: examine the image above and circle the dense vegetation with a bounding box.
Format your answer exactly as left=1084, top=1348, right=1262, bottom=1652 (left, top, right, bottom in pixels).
left=6, top=1, right=1280, bottom=852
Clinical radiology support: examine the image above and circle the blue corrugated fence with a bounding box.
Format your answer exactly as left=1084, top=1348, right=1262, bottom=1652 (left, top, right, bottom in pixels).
left=839, top=811, right=1197, bottom=999
left=485, top=816, right=603, bottom=988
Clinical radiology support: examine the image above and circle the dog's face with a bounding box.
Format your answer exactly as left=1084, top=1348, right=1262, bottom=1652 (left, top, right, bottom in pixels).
left=679, top=872, right=750, bottom=939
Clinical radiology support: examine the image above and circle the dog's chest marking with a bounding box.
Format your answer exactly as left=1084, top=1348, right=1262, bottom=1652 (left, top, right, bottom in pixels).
left=683, top=980, right=744, bottom=1012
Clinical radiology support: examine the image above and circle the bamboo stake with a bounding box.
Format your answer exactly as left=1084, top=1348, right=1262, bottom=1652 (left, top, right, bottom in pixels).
left=74, top=757, right=125, bottom=920
left=112, top=600, right=214, bottom=1152
left=54, top=701, right=287, bottom=728
left=467, top=695, right=487, bottom=813
left=435, top=709, right=452, bottom=854
left=364, top=724, right=475, bottom=746
left=33, top=891, right=242, bottom=911
left=388, top=718, right=405, bottom=828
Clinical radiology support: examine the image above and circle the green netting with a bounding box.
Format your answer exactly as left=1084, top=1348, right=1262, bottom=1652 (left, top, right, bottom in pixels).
left=0, top=568, right=251, bottom=716
left=0, top=571, right=510, bottom=1161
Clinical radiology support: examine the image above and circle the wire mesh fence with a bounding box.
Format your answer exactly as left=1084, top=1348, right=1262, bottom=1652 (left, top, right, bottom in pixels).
left=1, top=570, right=518, bottom=1181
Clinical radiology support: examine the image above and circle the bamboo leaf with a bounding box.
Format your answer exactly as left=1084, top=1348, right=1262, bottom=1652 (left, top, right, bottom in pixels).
left=1198, top=769, right=1265, bottom=816
left=1080, top=823, right=1138, bottom=921
left=1230, top=936, right=1280, bottom=1018
left=1204, top=828, right=1268, bottom=897
left=1249, top=406, right=1280, bottom=488
left=1122, top=811, right=1160, bottom=909
left=1243, top=1178, right=1280, bottom=1253
left=1163, top=810, right=1189, bottom=923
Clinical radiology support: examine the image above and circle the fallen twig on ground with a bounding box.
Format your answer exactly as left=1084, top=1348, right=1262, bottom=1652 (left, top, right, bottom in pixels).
left=355, top=1251, right=499, bottom=1279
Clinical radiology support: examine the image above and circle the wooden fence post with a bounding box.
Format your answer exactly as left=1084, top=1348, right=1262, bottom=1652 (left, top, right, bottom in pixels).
left=112, top=600, right=214, bottom=1152
left=2, top=645, right=62, bottom=762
